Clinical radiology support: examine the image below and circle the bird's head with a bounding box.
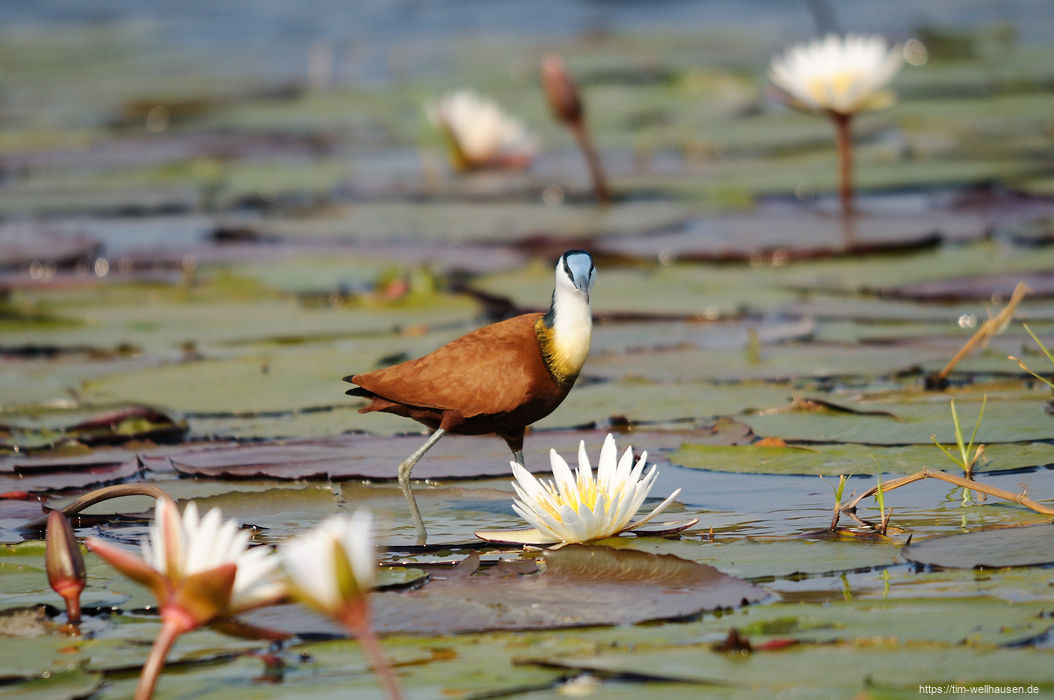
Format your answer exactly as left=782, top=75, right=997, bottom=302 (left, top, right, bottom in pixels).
left=555, top=249, right=595, bottom=305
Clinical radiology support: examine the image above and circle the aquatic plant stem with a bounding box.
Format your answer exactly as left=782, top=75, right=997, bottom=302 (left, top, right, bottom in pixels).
left=135, top=619, right=185, bottom=700
left=571, top=121, right=610, bottom=205
left=831, top=111, right=853, bottom=217
left=344, top=604, right=404, bottom=700
left=22, top=484, right=172, bottom=531
left=933, top=282, right=1029, bottom=385
left=842, top=469, right=1054, bottom=516
left=64, top=593, right=82, bottom=626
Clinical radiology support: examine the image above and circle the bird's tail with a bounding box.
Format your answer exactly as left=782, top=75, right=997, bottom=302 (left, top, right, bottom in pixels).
left=342, top=374, right=373, bottom=398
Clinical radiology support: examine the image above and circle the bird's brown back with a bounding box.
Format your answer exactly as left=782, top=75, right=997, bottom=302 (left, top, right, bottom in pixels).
left=348, top=313, right=552, bottom=418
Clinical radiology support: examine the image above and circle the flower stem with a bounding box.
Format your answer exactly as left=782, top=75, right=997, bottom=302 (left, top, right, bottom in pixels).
left=22, top=483, right=172, bottom=531
left=64, top=594, right=82, bottom=626
left=345, top=607, right=403, bottom=700
left=831, top=112, right=853, bottom=217
left=571, top=121, right=610, bottom=205
left=135, top=620, right=184, bottom=700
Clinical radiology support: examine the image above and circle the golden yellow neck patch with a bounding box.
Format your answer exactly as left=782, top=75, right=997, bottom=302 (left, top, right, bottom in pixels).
left=535, top=317, right=585, bottom=387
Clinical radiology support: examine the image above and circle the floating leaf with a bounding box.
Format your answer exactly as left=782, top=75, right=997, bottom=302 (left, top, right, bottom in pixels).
left=0, top=405, right=187, bottom=452
left=522, top=643, right=1054, bottom=694
left=0, top=666, right=102, bottom=699
left=156, top=429, right=710, bottom=481
left=879, top=270, right=1054, bottom=302
left=0, top=455, right=139, bottom=494
left=0, top=229, right=101, bottom=271
left=246, top=546, right=765, bottom=636
left=901, top=523, right=1054, bottom=569
left=594, top=209, right=979, bottom=263
left=670, top=442, right=1054, bottom=476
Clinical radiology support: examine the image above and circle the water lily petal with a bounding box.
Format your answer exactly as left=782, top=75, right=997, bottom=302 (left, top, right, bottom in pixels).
left=549, top=448, right=578, bottom=501
left=426, top=89, right=536, bottom=168
left=506, top=434, right=686, bottom=545
left=624, top=487, right=682, bottom=533
left=229, top=544, right=284, bottom=611
left=280, top=531, right=339, bottom=612
left=159, top=497, right=185, bottom=579
left=277, top=511, right=375, bottom=618
left=769, top=33, right=901, bottom=115
left=169, top=563, right=237, bottom=628
left=577, top=439, right=593, bottom=487
left=342, top=509, right=376, bottom=590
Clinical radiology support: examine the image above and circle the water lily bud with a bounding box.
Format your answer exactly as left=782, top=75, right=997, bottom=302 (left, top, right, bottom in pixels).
left=46, top=510, right=86, bottom=624
left=279, top=510, right=376, bottom=624
left=541, top=54, right=583, bottom=127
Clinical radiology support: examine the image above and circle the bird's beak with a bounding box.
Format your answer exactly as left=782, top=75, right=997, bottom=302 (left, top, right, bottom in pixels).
left=575, top=279, right=590, bottom=303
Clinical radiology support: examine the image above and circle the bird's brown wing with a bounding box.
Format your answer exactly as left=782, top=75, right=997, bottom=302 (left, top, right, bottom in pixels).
left=347, top=313, right=546, bottom=418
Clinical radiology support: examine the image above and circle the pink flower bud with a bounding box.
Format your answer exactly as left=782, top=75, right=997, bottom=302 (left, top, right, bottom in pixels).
left=46, top=511, right=86, bottom=624
left=541, top=54, right=583, bottom=127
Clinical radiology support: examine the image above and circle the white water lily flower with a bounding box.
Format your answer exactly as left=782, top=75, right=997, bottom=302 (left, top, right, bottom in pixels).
left=426, top=89, right=536, bottom=170
left=87, top=498, right=284, bottom=627
left=278, top=510, right=376, bottom=618
left=142, top=500, right=283, bottom=611
left=768, top=33, right=902, bottom=115
left=510, top=434, right=680, bottom=543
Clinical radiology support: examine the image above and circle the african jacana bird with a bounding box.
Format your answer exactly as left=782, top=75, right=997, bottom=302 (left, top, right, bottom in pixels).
left=344, top=250, right=596, bottom=542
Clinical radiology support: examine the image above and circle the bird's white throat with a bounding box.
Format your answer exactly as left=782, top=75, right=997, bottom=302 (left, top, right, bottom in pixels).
left=549, top=282, right=592, bottom=376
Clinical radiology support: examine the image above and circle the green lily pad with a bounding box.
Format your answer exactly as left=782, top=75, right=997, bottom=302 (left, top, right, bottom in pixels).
left=605, top=537, right=901, bottom=581
left=901, top=523, right=1054, bottom=569
left=670, top=442, right=1054, bottom=476
left=8, top=280, right=479, bottom=356
left=536, top=379, right=786, bottom=429
left=739, top=391, right=1054, bottom=444
left=95, top=633, right=568, bottom=700
left=0, top=667, right=102, bottom=699
left=523, top=643, right=1054, bottom=695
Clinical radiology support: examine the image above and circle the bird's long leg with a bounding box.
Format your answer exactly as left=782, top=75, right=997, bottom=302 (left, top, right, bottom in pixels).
left=512, top=450, right=525, bottom=467
left=399, top=428, right=446, bottom=544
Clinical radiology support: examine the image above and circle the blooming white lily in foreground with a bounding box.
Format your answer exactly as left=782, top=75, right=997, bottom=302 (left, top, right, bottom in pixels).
left=278, top=511, right=403, bottom=700
left=768, top=33, right=903, bottom=215
left=86, top=497, right=284, bottom=700
left=510, top=433, right=681, bottom=543
left=426, top=89, right=536, bottom=171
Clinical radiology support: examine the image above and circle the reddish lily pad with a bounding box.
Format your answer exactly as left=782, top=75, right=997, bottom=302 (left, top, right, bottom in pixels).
left=153, top=428, right=731, bottom=481
left=594, top=209, right=981, bottom=264
left=0, top=405, right=187, bottom=452
left=246, top=546, right=766, bottom=636
left=901, top=523, right=1054, bottom=569
left=878, top=270, right=1054, bottom=302
left=0, top=228, right=101, bottom=271
left=0, top=454, right=140, bottom=494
